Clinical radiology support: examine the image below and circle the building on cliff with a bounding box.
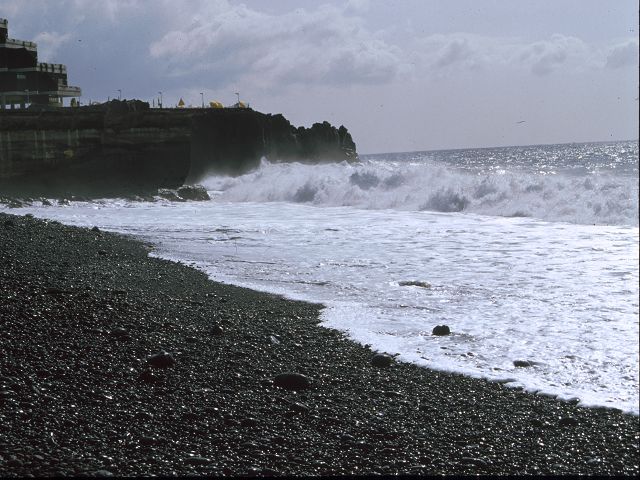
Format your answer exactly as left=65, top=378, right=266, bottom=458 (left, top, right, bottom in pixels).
left=0, top=18, right=81, bottom=109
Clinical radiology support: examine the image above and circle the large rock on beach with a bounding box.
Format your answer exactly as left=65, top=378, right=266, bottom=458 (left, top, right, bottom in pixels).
left=432, top=325, right=451, bottom=336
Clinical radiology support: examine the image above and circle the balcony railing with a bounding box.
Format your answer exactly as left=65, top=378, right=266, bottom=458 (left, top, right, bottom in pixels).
left=3, top=38, right=37, bottom=50
left=38, top=63, right=67, bottom=74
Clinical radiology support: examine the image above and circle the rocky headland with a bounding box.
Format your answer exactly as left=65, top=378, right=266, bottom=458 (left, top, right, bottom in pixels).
left=0, top=211, right=638, bottom=476
left=0, top=100, right=356, bottom=198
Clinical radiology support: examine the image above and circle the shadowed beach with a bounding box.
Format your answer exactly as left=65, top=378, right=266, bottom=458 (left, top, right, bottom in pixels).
left=0, top=211, right=638, bottom=476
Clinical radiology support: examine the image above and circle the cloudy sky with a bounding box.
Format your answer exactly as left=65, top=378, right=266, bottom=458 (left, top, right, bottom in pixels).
left=2, top=0, right=638, bottom=153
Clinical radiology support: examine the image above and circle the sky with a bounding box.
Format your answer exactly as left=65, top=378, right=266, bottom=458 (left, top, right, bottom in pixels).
left=1, top=0, right=638, bottom=154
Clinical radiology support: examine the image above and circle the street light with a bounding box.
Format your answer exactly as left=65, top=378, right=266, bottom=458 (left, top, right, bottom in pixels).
left=158, top=91, right=163, bottom=109
left=200, top=92, right=204, bottom=108
left=117, top=89, right=122, bottom=100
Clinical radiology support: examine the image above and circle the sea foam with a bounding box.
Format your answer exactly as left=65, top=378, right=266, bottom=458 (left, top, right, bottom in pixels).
left=200, top=154, right=638, bottom=226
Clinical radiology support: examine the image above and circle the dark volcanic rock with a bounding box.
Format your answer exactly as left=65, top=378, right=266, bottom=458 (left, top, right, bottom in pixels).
left=371, top=353, right=394, bottom=368
left=432, top=325, right=451, bottom=336
left=513, top=360, right=534, bottom=368
left=398, top=280, right=431, bottom=288
left=157, top=189, right=184, bottom=202
left=210, top=324, right=224, bottom=336
left=137, top=369, right=156, bottom=383
left=559, top=417, right=579, bottom=427
left=1, top=103, right=357, bottom=197
left=273, top=373, right=312, bottom=390
left=147, top=351, right=176, bottom=368
left=176, top=185, right=210, bottom=201
left=183, top=456, right=212, bottom=465
left=109, top=327, right=129, bottom=339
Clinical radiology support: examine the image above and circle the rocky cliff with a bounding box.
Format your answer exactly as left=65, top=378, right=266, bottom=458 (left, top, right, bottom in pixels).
left=0, top=100, right=356, bottom=197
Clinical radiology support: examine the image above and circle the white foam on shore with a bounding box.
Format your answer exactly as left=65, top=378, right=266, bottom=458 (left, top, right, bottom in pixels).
left=6, top=197, right=637, bottom=415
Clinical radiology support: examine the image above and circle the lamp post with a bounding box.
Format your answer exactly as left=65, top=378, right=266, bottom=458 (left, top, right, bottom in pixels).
left=158, top=91, right=163, bottom=109
left=117, top=89, right=122, bottom=100
left=200, top=92, right=204, bottom=108
left=25, top=89, right=29, bottom=105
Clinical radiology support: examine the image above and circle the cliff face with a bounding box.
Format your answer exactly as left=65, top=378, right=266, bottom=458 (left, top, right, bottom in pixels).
left=188, top=110, right=356, bottom=179
left=0, top=100, right=356, bottom=197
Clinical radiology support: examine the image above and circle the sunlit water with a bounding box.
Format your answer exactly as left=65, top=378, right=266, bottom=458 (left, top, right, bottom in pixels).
left=3, top=141, right=638, bottom=414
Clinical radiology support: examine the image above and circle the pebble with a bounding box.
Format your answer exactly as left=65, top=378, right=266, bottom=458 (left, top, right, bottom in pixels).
left=137, top=369, right=156, bottom=383
left=110, top=327, right=129, bottom=339
left=183, top=456, right=212, bottom=465
left=340, top=434, right=356, bottom=443
left=147, top=351, right=176, bottom=368
left=241, top=417, right=259, bottom=428
left=558, top=417, right=578, bottom=427
left=461, top=457, right=488, bottom=467
left=371, top=353, right=393, bottom=367
left=273, top=373, right=312, bottom=390
left=134, top=411, right=154, bottom=421
left=7, top=458, right=23, bottom=468
left=140, top=436, right=158, bottom=446
left=211, top=325, right=224, bottom=336
left=289, top=401, right=311, bottom=413
left=91, top=470, right=114, bottom=477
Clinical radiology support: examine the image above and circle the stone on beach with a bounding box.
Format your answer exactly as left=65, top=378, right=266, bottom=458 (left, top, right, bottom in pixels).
left=210, top=324, right=224, bottom=336
left=183, top=456, right=212, bottom=465
left=513, top=360, right=534, bottom=368
left=432, top=325, right=451, bottom=336
left=137, top=369, right=156, bottom=383
left=147, top=351, right=176, bottom=368
left=273, top=373, right=312, bottom=390
left=399, top=280, right=431, bottom=288
left=371, top=353, right=394, bottom=367
left=558, top=417, right=579, bottom=427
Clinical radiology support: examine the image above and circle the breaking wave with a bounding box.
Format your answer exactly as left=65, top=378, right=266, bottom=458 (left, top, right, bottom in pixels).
left=201, top=156, right=638, bottom=226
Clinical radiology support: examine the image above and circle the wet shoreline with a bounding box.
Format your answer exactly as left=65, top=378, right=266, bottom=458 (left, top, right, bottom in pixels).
left=1, top=212, right=638, bottom=476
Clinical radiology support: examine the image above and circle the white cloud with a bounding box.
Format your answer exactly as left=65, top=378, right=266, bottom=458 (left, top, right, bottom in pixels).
left=149, top=2, right=405, bottom=88
left=605, top=40, right=639, bottom=69
left=515, top=34, right=590, bottom=76
left=33, top=31, right=72, bottom=61
left=414, top=33, right=602, bottom=76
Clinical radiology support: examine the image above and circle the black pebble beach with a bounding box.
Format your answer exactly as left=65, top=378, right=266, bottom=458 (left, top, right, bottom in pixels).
left=1, top=211, right=638, bottom=476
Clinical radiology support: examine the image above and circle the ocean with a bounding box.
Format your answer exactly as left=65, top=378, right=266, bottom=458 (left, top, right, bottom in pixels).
left=3, top=140, right=638, bottom=414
